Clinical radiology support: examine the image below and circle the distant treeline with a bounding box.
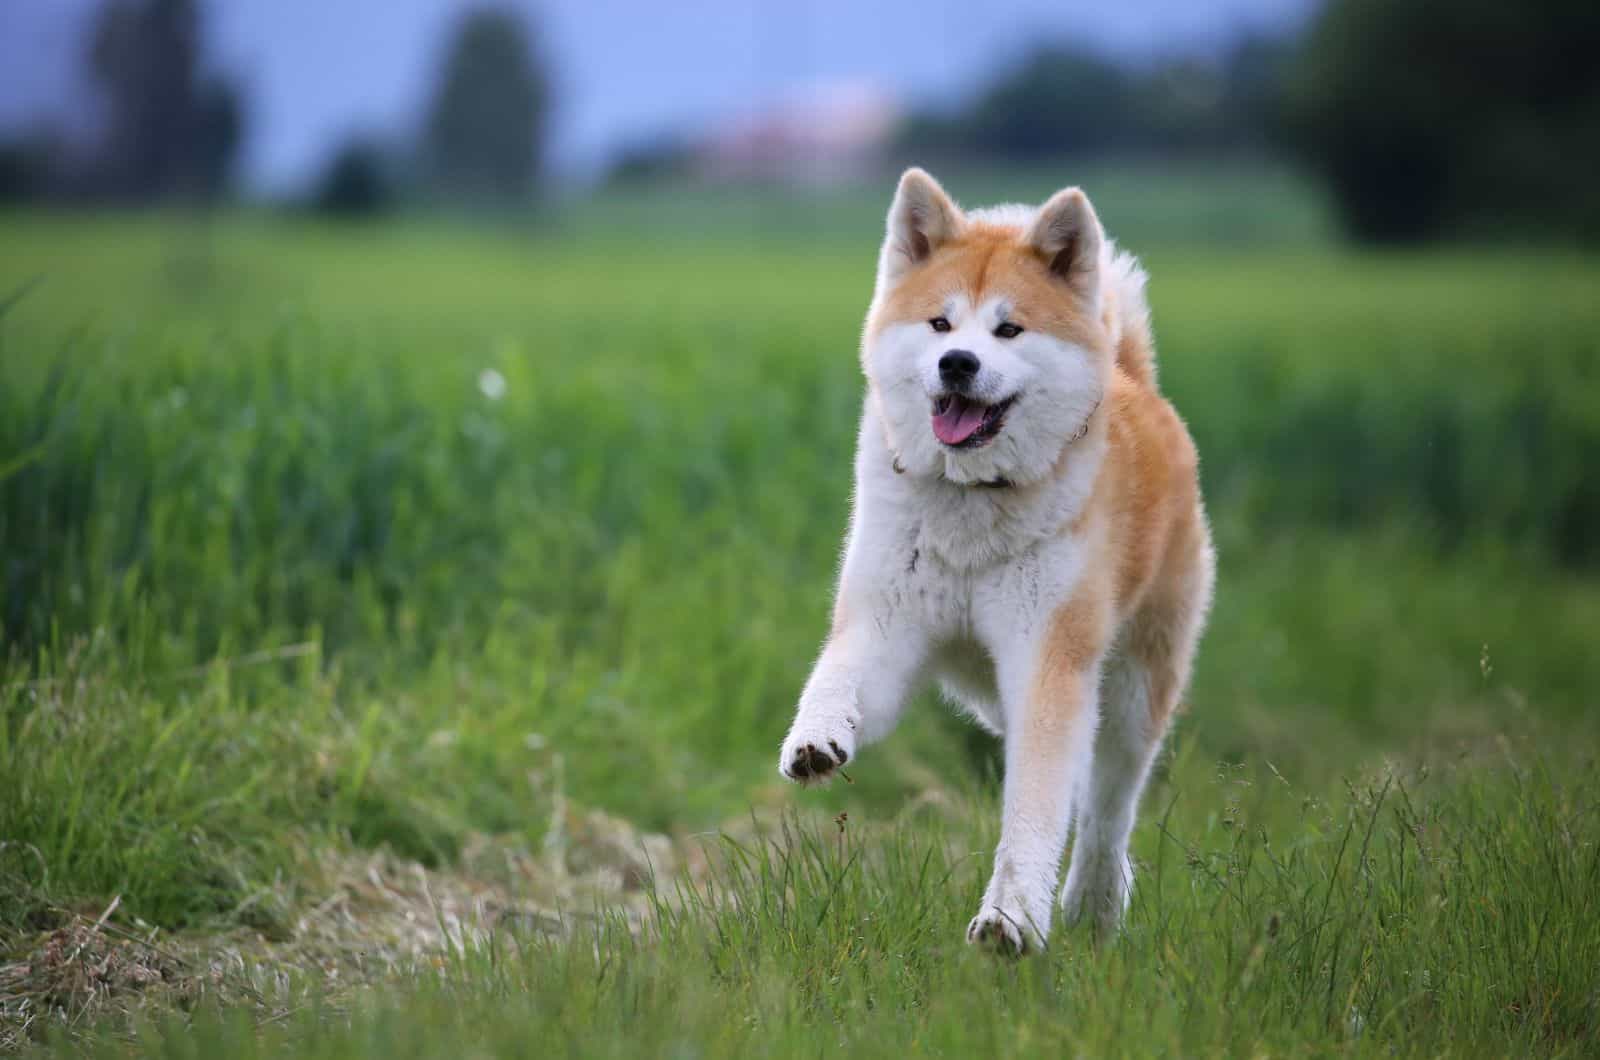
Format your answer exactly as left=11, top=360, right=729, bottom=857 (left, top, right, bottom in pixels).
left=2, top=0, right=1597, bottom=243
left=894, top=37, right=1285, bottom=165
left=892, top=0, right=1600, bottom=243
left=0, top=0, right=244, bottom=204
left=0, top=0, right=551, bottom=216
left=1286, top=0, right=1600, bottom=243
left=613, top=0, right=1600, bottom=245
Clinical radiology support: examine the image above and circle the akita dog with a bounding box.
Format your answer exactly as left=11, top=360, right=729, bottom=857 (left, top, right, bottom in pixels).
left=778, top=170, right=1214, bottom=953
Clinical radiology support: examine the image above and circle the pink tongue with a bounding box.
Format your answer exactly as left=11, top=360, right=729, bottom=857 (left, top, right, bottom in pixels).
left=932, top=396, right=988, bottom=445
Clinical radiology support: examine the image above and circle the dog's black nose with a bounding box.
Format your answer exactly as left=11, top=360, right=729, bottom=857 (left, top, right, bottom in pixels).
left=939, top=349, right=980, bottom=386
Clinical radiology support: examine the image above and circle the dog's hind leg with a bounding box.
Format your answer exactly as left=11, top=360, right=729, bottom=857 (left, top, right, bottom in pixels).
left=1061, top=538, right=1211, bottom=937
left=1057, top=649, right=1164, bottom=938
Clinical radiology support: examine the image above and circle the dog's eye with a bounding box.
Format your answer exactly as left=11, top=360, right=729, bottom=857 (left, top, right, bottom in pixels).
left=993, top=322, right=1023, bottom=339
left=929, top=316, right=951, bottom=333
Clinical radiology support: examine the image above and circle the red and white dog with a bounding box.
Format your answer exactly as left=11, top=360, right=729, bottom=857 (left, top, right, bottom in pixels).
left=779, top=170, right=1215, bottom=953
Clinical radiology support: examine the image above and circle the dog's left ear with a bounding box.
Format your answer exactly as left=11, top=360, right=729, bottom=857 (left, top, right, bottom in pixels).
left=1025, top=187, right=1103, bottom=306
left=879, top=168, right=964, bottom=287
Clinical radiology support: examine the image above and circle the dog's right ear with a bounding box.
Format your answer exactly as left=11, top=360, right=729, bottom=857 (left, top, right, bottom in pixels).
left=879, top=168, right=963, bottom=287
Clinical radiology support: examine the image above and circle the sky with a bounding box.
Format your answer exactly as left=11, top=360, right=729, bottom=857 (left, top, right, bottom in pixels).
left=0, top=0, right=1317, bottom=191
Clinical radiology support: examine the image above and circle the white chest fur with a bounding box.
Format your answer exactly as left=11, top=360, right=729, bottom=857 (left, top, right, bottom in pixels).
left=852, top=402, right=1099, bottom=590
left=828, top=403, right=1102, bottom=728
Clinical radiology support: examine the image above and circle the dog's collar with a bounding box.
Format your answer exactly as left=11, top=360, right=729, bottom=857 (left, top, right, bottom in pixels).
left=891, top=455, right=1013, bottom=489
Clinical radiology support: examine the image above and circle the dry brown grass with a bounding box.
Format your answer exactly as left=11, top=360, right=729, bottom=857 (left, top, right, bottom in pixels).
left=0, top=804, right=722, bottom=1051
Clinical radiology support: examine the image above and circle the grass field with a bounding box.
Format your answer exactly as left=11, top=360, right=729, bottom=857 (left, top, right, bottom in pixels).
left=2, top=172, right=1599, bottom=1054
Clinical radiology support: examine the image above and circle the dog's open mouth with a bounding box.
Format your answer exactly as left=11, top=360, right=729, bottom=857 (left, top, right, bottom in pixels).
left=932, top=394, right=1016, bottom=448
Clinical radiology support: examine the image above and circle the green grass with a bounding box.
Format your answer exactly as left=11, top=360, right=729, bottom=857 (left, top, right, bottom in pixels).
left=2, top=177, right=1598, bottom=1054
left=37, top=742, right=1600, bottom=1057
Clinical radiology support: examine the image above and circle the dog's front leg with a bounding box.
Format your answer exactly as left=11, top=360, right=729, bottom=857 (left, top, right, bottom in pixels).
left=778, top=559, right=926, bottom=786
left=969, top=593, right=1106, bottom=954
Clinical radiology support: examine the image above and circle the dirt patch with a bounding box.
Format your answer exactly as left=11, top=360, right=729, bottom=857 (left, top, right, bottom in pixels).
left=0, top=805, right=726, bottom=1051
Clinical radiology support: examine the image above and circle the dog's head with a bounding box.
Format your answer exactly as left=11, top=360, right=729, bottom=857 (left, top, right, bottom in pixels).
left=862, top=169, right=1112, bottom=487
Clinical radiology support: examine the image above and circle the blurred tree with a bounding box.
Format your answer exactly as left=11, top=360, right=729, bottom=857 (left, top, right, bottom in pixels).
left=189, top=75, right=244, bottom=198
left=968, top=47, right=1136, bottom=158
left=894, top=40, right=1292, bottom=164
left=1132, top=57, right=1229, bottom=155
left=0, top=145, right=39, bottom=203
left=606, top=136, right=695, bottom=187
left=421, top=7, right=550, bottom=205
left=0, top=127, right=66, bottom=203
left=312, top=138, right=396, bottom=218
left=1286, top=0, right=1600, bottom=242
left=85, top=0, right=246, bottom=202
left=913, top=47, right=1136, bottom=160
left=1217, top=33, right=1294, bottom=154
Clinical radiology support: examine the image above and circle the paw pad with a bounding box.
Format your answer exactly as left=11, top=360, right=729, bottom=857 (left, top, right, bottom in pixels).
left=785, top=741, right=844, bottom=780
left=779, top=717, right=858, bottom=786
left=966, top=910, right=1028, bottom=957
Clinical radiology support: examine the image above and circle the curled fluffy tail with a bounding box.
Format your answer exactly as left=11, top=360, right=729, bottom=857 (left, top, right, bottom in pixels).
left=1099, top=242, right=1157, bottom=388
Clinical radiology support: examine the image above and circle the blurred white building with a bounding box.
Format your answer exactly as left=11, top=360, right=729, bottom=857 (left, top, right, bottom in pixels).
left=696, top=80, right=901, bottom=185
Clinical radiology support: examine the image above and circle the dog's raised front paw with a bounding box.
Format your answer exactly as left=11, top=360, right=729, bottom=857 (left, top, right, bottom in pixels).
left=966, top=905, right=1032, bottom=957
left=778, top=714, right=857, bottom=785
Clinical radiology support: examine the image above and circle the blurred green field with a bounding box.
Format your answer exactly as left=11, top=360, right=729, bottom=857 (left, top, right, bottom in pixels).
left=2, top=178, right=1599, bottom=1054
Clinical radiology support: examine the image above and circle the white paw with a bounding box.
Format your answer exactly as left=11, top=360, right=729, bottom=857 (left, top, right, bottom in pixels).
left=1060, top=852, right=1132, bottom=937
left=966, top=905, right=1034, bottom=956
left=778, top=712, right=857, bottom=785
